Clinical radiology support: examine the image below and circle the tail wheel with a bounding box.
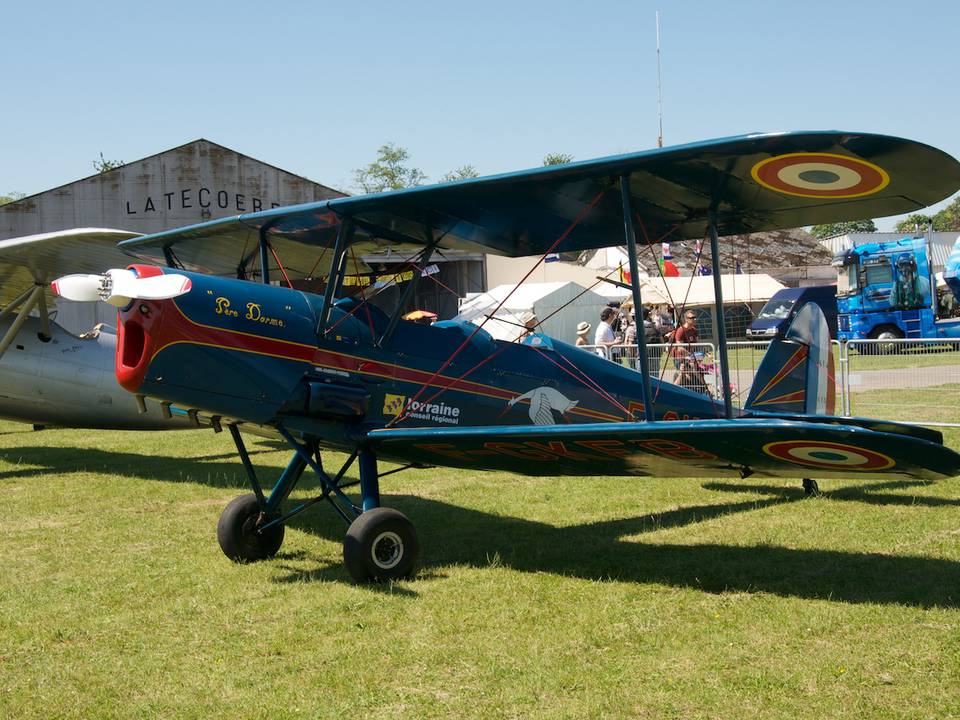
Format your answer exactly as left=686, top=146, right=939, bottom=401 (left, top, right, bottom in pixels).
left=802, top=478, right=820, bottom=496
left=343, top=507, right=419, bottom=583
left=217, top=493, right=285, bottom=562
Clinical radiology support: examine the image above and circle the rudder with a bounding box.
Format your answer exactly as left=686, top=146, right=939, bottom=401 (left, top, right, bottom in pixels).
left=745, top=302, right=835, bottom=415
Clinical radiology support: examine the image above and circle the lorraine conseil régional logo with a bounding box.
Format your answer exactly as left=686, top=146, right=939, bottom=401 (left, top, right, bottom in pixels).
left=382, top=394, right=406, bottom=416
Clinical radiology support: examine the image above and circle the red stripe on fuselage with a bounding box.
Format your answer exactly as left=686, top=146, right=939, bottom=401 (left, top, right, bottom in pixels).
left=139, top=299, right=625, bottom=423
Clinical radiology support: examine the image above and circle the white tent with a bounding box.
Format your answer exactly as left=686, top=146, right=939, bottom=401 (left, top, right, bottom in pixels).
left=639, top=273, right=785, bottom=308
left=456, top=281, right=611, bottom=343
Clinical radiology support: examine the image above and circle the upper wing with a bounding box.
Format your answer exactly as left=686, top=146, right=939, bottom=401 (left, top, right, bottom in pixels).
left=118, top=131, right=960, bottom=273
left=367, top=418, right=960, bottom=482
left=0, top=228, right=141, bottom=306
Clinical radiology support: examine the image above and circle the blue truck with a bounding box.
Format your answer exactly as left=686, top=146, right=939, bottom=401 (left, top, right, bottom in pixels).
left=831, top=235, right=960, bottom=342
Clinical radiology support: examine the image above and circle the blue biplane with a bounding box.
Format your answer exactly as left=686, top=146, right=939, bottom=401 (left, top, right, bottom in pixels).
left=54, top=131, right=960, bottom=582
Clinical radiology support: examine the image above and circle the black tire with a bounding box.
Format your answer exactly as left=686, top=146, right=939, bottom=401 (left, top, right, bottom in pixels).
left=343, top=507, right=419, bottom=583
left=868, top=326, right=903, bottom=355
left=217, top=493, right=284, bottom=562
left=802, top=478, right=820, bottom=496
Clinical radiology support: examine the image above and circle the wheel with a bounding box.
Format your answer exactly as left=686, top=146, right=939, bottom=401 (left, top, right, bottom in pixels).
left=217, top=493, right=284, bottom=562
left=802, top=478, right=820, bottom=496
left=868, top=326, right=903, bottom=355
left=343, top=507, right=419, bottom=583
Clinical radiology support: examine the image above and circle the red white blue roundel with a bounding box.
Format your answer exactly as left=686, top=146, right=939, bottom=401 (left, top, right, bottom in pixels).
left=751, top=152, right=890, bottom=199
left=763, top=440, right=895, bottom=471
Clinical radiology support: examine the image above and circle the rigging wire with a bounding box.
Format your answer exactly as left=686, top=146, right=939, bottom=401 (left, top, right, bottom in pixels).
left=387, top=188, right=609, bottom=427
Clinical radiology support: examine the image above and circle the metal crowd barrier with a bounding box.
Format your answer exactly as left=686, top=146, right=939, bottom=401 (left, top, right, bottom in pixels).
left=582, top=337, right=960, bottom=426
left=842, top=338, right=960, bottom=425
left=584, top=342, right=721, bottom=399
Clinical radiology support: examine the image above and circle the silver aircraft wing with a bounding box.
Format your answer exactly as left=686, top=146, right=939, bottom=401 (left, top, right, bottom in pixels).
left=0, top=228, right=142, bottom=306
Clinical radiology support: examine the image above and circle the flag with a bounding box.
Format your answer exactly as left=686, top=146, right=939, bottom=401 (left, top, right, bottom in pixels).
left=619, top=262, right=631, bottom=285
left=661, top=242, right=672, bottom=260
left=544, top=253, right=561, bottom=263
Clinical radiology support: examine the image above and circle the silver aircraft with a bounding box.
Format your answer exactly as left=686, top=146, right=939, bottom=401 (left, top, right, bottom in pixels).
left=0, top=228, right=189, bottom=429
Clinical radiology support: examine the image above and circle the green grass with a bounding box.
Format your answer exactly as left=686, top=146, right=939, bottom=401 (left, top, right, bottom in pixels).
left=850, top=384, right=960, bottom=424
left=2, top=420, right=960, bottom=719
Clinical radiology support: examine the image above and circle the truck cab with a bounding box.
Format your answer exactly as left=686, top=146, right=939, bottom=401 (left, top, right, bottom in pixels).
left=833, top=235, right=960, bottom=342
left=747, top=285, right=838, bottom=339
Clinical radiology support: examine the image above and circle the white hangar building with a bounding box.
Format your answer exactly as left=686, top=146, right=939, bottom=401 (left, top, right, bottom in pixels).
left=0, top=140, right=485, bottom=323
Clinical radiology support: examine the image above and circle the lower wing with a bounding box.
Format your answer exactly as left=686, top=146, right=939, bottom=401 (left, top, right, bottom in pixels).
left=368, top=419, right=960, bottom=482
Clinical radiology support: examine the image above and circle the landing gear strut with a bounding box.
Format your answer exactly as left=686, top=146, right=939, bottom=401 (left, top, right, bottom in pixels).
left=802, top=478, right=820, bottom=496
left=217, top=424, right=419, bottom=582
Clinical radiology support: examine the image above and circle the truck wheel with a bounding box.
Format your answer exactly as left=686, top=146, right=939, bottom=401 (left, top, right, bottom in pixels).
left=868, top=326, right=903, bottom=355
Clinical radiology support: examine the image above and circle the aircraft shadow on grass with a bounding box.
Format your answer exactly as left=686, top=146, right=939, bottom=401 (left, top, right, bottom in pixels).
left=2, top=444, right=958, bottom=608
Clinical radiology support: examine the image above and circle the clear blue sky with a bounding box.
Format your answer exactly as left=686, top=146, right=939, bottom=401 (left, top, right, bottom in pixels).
left=3, top=0, right=958, bottom=230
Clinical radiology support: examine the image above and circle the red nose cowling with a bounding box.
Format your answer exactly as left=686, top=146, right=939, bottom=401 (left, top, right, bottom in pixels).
left=115, top=265, right=168, bottom=393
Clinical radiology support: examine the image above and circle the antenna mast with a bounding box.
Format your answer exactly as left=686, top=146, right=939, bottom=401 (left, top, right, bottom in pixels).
left=656, top=10, right=664, bottom=148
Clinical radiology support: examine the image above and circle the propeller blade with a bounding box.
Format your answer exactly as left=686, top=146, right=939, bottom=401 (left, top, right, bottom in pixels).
left=50, top=274, right=104, bottom=302
left=107, top=270, right=192, bottom=305
left=52, top=269, right=193, bottom=306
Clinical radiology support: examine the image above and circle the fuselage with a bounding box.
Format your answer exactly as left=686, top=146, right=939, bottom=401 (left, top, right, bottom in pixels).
left=115, top=266, right=726, bottom=448
left=0, top=315, right=188, bottom=429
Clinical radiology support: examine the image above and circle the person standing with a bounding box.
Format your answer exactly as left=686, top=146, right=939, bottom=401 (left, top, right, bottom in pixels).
left=642, top=306, right=663, bottom=368
left=655, top=304, right=675, bottom=341
left=622, top=310, right=638, bottom=367
left=518, top=311, right=538, bottom=341
left=575, top=321, right=591, bottom=347
left=594, top=307, right=619, bottom=358
left=669, top=310, right=708, bottom=393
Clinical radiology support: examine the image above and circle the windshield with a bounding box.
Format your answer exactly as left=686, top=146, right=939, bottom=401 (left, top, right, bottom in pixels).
left=757, top=297, right=795, bottom=320
left=837, top=262, right=858, bottom=296
left=865, top=260, right=893, bottom=286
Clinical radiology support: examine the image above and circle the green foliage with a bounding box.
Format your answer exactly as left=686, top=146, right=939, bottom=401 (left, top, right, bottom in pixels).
left=542, top=152, right=574, bottom=166
left=809, top=219, right=877, bottom=239
left=937, top=195, right=960, bottom=230
left=894, top=197, right=960, bottom=233
left=353, top=142, right=427, bottom=193
left=895, top=214, right=934, bottom=233
left=0, top=191, right=25, bottom=205
left=440, top=165, right=480, bottom=182
left=92, top=152, right=123, bottom=173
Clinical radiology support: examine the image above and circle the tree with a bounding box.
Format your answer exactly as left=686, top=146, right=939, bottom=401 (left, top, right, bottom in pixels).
left=542, top=152, right=573, bottom=166
left=809, top=219, right=877, bottom=240
left=440, top=165, right=479, bottom=182
left=932, top=196, right=960, bottom=231
left=895, top=214, right=934, bottom=234
left=894, top=197, right=960, bottom=233
left=353, top=143, right=427, bottom=193
left=0, top=191, right=25, bottom=205
left=93, top=152, right=123, bottom=173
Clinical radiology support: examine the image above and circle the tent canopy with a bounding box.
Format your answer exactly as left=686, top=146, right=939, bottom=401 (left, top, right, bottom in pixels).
left=638, top=273, right=785, bottom=308
left=457, top=281, right=611, bottom=343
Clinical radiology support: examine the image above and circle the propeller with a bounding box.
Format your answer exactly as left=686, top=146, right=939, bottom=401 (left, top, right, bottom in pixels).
left=51, top=269, right=192, bottom=307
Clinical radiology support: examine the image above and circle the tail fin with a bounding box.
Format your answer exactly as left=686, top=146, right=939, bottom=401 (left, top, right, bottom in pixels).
left=745, top=302, right=835, bottom=415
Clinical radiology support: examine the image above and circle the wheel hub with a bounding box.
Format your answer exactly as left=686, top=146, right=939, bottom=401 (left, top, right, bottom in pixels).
left=371, top=531, right=403, bottom=570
